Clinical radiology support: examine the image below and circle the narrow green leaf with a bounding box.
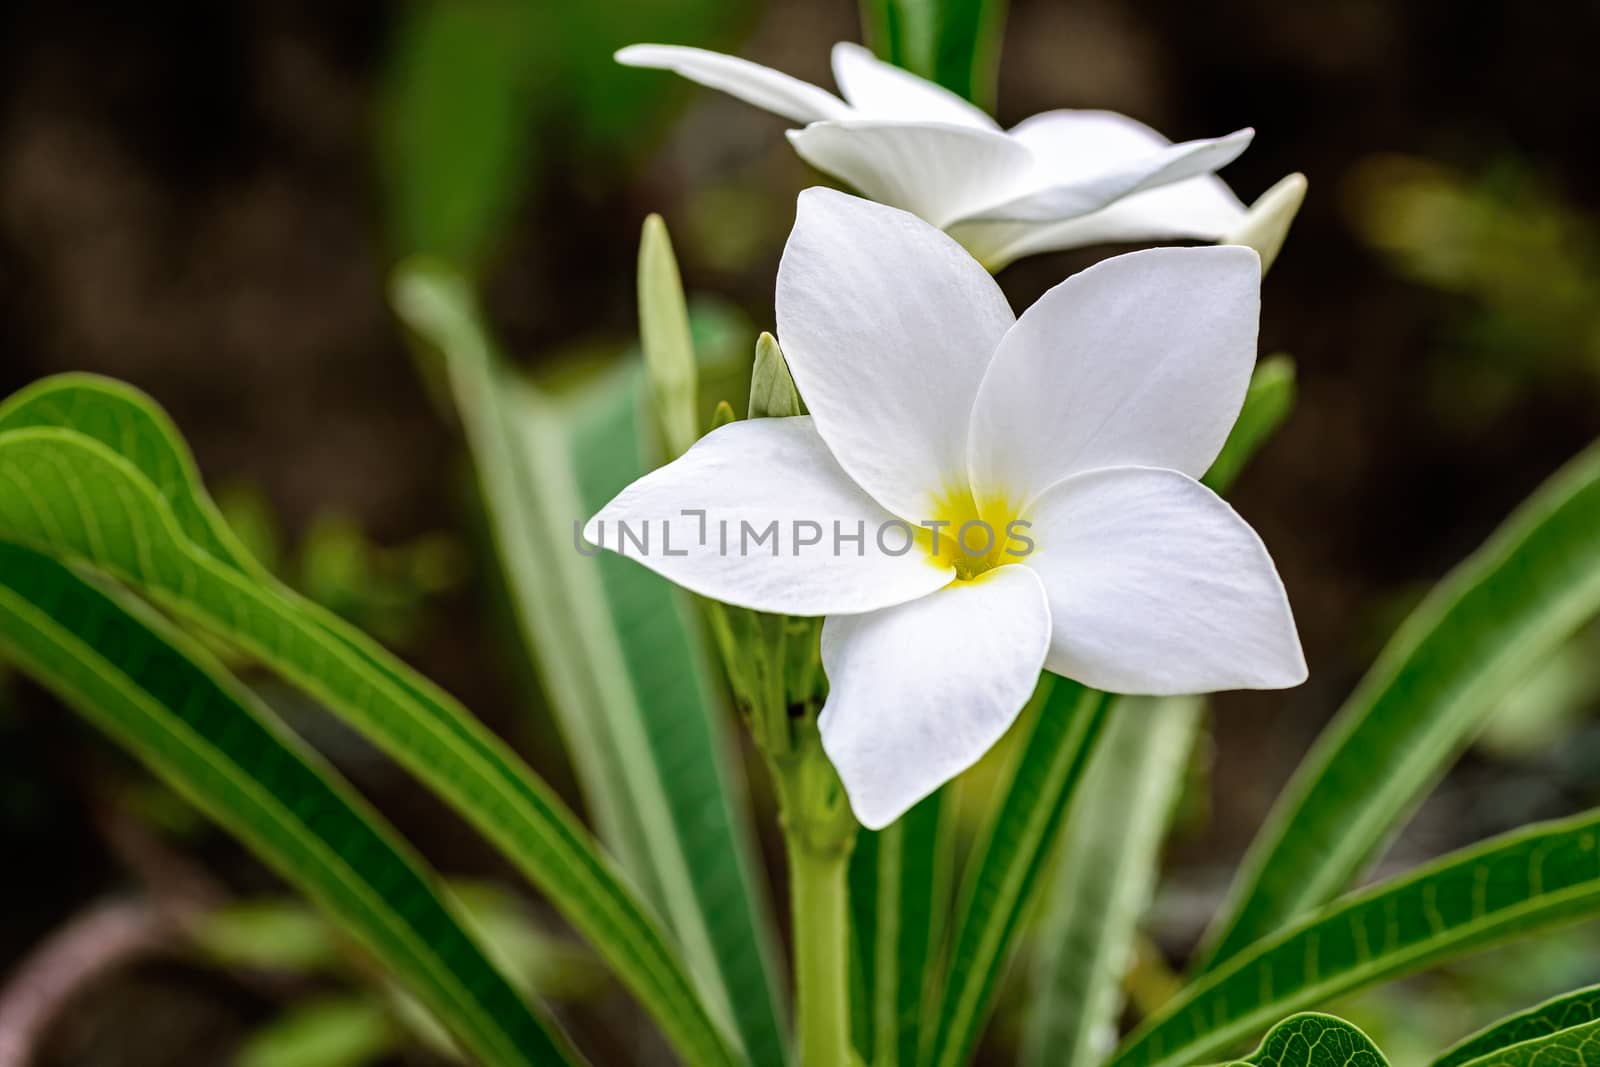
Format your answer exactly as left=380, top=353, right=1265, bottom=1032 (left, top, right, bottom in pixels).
left=859, top=0, right=1009, bottom=110
left=1432, top=985, right=1600, bottom=1067
left=1202, top=357, right=1296, bottom=494
left=0, top=373, right=259, bottom=573
left=1022, top=697, right=1201, bottom=1067
left=0, top=412, right=740, bottom=1067
left=1199, top=437, right=1600, bottom=973
left=1110, top=807, right=1600, bottom=1067
left=848, top=789, right=951, bottom=1067
left=749, top=333, right=804, bottom=420
left=1227, top=1013, right=1388, bottom=1067
left=925, top=681, right=1112, bottom=1067
left=0, top=543, right=578, bottom=1067
left=638, top=214, right=701, bottom=459
left=394, top=263, right=790, bottom=1067
left=1451, top=1021, right=1600, bottom=1067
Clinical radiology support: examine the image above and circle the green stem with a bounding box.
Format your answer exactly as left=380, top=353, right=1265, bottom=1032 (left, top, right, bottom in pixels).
left=787, top=828, right=854, bottom=1066
left=716, top=593, right=850, bottom=1063
left=768, top=717, right=856, bottom=1065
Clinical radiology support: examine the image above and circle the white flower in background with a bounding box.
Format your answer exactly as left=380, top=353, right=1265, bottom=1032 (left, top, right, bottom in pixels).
left=617, top=41, right=1306, bottom=270
left=585, top=190, right=1305, bottom=829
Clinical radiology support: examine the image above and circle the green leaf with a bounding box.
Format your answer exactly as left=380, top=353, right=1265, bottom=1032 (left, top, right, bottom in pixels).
left=1109, top=806, right=1600, bottom=1067
left=924, top=680, right=1112, bottom=1067
left=849, top=789, right=951, bottom=1067
left=1432, top=985, right=1600, bottom=1067
left=749, top=333, right=804, bottom=420
left=0, top=543, right=576, bottom=1067
left=1199, top=436, right=1600, bottom=973
left=1443, top=1020, right=1600, bottom=1067
left=1021, top=696, right=1201, bottom=1067
left=1227, top=1013, right=1388, bottom=1067
left=860, top=0, right=1009, bottom=111
left=1202, top=356, right=1296, bottom=494
left=638, top=214, right=701, bottom=459
left=393, top=262, right=790, bottom=1067
left=0, top=373, right=259, bottom=573
left=0, top=394, right=740, bottom=1067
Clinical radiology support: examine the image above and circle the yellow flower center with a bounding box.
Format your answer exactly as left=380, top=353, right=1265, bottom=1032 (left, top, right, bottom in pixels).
left=923, top=487, right=1026, bottom=581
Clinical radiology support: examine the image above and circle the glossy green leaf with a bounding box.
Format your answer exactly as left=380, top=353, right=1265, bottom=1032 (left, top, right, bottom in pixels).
left=1021, top=696, right=1201, bottom=1067
left=859, top=0, right=1008, bottom=110
left=0, top=543, right=577, bottom=1067
left=1200, top=437, right=1600, bottom=972
left=638, top=214, right=701, bottom=459
left=925, top=681, right=1112, bottom=1067
left=0, top=373, right=259, bottom=573
left=393, top=262, right=789, bottom=1067
left=0, top=395, right=740, bottom=1067
left=1445, top=1020, right=1600, bottom=1067
left=1111, top=807, right=1600, bottom=1067
left=1432, top=985, right=1600, bottom=1067
left=1226, top=1014, right=1388, bottom=1067
left=850, top=789, right=950, bottom=1067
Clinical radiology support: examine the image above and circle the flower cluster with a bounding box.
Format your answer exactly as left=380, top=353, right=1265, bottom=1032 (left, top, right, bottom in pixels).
left=591, top=41, right=1307, bottom=828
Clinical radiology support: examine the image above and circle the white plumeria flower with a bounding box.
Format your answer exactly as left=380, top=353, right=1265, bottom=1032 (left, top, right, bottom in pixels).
left=585, top=190, right=1306, bottom=829
left=617, top=41, right=1305, bottom=270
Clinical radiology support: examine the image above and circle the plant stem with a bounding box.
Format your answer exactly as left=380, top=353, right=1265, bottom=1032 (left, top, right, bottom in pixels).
left=787, top=827, right=853, bottom=1066
left=726, top=604, right=852, bottom=1063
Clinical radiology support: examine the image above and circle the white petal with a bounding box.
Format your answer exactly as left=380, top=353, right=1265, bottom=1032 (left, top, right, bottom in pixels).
left=949, top=174, right=1247, bottom=268
left=1223, top=173, right=1308, bottom=274
left=968, top=245, right=1259, bottom=505
left=1007, top=109, right=1174, bottom=169
left=959, top=127, right=1254, bottom=224
left=786, top=120, right=1033, bottom=227
left=615, top=44, right=852, bottom=125
left=829, top=42, right=998, bottom=130
left=819, top=566, right=1050, bottom=828
left=948, top=111, right=1251, bottom=266
left=776, top=189, right=1015, bottom=520
left=584, top=417, right=952, bottom=616
left=1023, top=467, right=1305, bottom=694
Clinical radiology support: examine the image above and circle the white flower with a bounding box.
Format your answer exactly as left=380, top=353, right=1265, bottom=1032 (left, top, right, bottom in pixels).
left=617, top=41, right=1305, bottom=270
left=585, top=190, right=1305, bottom=829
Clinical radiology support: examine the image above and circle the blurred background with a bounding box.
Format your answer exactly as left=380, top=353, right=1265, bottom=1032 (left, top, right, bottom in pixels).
left=3, top=0, right=1600, bottom=1063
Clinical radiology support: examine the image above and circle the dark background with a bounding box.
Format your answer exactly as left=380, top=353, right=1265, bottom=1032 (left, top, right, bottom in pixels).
left=3, top=0, right=1600, bottom=1062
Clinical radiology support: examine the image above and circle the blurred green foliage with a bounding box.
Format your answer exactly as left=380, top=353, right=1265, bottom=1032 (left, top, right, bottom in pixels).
left=379, top=0, right=755, bottom=269
left=203, top=885, right=604, bottom=1067
left=215, top=484, right=468, bottom=647
left=234, top=997, right=400, bottom=1067
left=1348, top=155, right=1600, bottom=423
